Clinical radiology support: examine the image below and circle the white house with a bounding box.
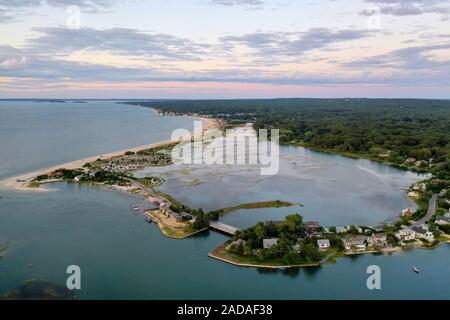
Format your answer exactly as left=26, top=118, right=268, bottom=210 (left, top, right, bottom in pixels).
left=343, top=236, right=366, bottom=251
left=412, top=226, right=435, bottom=242
left=336, top=227, right=347, bottom=234
left=263, top=238, right=279, bottom=249
left=395, top=228, right=416, bottom=241
left=317, top=239, right=331, bottom=250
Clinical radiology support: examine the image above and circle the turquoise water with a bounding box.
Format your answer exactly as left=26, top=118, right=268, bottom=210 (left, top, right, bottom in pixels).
left=0, top=101, right=448, bottom=299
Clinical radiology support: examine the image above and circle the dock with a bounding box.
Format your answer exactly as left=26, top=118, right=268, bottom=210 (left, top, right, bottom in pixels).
left=143, top=211, right=157, bottom=223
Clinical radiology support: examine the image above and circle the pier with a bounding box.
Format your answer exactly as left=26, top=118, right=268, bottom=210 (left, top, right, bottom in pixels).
left=209, top=221, right=239, bottom=236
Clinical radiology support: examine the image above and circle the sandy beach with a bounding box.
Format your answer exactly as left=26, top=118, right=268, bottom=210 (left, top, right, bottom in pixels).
left=0, top=117, right=219, bottom=192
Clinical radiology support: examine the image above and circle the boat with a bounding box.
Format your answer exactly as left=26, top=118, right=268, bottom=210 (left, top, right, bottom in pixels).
left=278, top=267, right=286, bottom=271
left=131, top=204, right=141, bottom=214
left=413, top=267, right=420, bottom=274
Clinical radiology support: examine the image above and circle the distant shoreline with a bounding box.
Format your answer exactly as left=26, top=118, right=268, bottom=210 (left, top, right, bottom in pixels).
left=0, top=116, right=218, bottom=192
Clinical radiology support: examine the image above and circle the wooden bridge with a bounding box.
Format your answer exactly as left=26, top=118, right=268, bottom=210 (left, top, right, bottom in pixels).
left=209, top=221, right=240, bottom=236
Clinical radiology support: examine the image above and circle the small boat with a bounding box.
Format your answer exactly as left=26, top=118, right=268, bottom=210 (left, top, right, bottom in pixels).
left=131, top=204, right=141, bottom=213
left=278, top=267, right=286, bottom=271
left=413, top=267, right=420, bottom=274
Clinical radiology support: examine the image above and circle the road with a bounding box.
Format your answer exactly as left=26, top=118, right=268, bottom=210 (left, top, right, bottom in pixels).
left=413, top=194, right=437, bottom=227
left=128, top=179, right=171, bottom=206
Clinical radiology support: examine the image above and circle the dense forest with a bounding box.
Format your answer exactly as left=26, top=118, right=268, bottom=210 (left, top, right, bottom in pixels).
left=128, top=99, right=450, bottom=180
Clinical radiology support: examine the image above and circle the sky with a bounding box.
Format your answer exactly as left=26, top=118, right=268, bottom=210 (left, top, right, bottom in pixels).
left=0, top=0, right=449, bottom=99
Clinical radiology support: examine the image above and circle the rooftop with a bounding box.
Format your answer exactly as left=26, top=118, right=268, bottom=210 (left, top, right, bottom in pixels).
left=317, top=239, right=330, bottom=246
left=263, top=238, right=279, bottom=249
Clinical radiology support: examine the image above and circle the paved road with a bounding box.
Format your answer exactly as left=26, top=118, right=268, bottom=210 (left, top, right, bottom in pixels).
left=209, top=221, right=239, bottom=236
left=413, top=194, right=437, bottom=227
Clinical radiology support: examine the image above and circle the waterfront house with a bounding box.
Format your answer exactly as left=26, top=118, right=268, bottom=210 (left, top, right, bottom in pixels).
left=304, top=221, right=321, bottom=233
left=370, top=225, right=385, bottom=233
left=343, top=236, right=367, bottom=252
left=411, top=226, right=434, bottom=242
left=227, top=239, right=245, bottom=250
left=336, top=226, right=347, bottom=234
left=317, top=239, right=331, bottom=250
left=263, top=238, right=279, bottom=249
left=408, top=191, right=420, bottom=198
left=367, top=234, right=388, bottom=248
left=435, top=216, right=450, bottom=226
left=415, top=160, right=428, bottom=168
left=412, top=182, right=426, bottom=191
left=400, top=208, right=416, bottom=218
left=351, top=226, right=363, bottom=234
left=159, top=202, right=182, bottom=222
left=395, top=228, right=416, bottom=241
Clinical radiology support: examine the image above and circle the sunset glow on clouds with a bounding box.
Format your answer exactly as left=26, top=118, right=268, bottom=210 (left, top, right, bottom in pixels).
left=0, top=0, right=449, bottom=98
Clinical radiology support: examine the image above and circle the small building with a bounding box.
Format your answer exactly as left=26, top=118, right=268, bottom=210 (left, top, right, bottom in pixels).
left=343, top=236, right=367, bottom=252
left=370, top=225, right=384, bottom=233
left=74, top=175, right=84, bottom=182
left=317, top=239, right=331, bottom=250
left=395, top=228, right=416, bottom=241
left=159, top=202, right=182, bottom=222
left=444, top=212, right=450, bottom=218
left=404, top=158, right=417, bottom=165
left=227, top=239, right=245, bottom=250
left=304, top=221, right=321, bottom=233
left=400, top=208, right=417, bottom=218
left=412, top=183, right=426, bottom=191
left=435, top=216, right=450, bottom=226
left=367, top=233, right=388, bottom=247
left=408, top=191, right=420, bottom=198
left=263, top=238, right=279, bottom=249
left=412, top=226, right=434, bottom=242
left=415, top=160, right=428, bottom=168
left=346, top=226, right=363, bottom=234
left=336, top=226, right=347, bottom=234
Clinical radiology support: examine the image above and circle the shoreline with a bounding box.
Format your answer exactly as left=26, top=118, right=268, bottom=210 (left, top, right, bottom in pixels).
left=208, top=244, right=320, bottom=269
left=0, top=116, right=219, bottom=192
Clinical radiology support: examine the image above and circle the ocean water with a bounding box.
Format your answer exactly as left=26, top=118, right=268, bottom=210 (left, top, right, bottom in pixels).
left=0, top=101, right=194, bottom=180
left=0, top=101, right=448, bottom=300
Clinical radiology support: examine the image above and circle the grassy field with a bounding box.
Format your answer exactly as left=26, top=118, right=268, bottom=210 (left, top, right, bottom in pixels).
left=160, top=226, right=208, bottom=239
left=214, top=200, right=295, bottom=217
